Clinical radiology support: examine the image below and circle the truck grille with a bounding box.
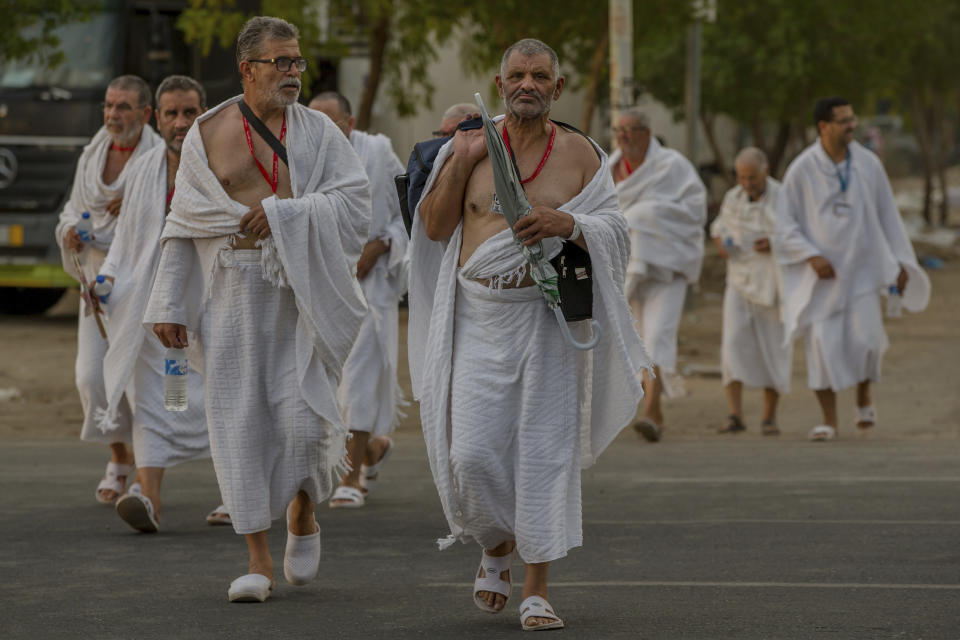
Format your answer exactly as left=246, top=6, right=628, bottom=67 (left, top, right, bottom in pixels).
left=0, top=145, right=83, bottom=214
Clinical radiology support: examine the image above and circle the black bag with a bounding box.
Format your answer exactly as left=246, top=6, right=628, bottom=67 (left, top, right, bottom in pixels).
left=394, top=117, right=483, bottom=235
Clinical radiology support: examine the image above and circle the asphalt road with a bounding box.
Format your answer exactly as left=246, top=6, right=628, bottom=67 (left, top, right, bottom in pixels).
left=2, top=432, right=959, bottom=639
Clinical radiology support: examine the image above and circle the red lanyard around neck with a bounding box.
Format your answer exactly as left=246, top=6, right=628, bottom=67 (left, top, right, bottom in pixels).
left=242, top=113, right=287, bottom=193
left=622, top=157, right=634, bottom=176
left=501, top=122, right=556, bottom=185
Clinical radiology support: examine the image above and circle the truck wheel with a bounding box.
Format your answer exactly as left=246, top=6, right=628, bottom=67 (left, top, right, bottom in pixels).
left=0, top=287, right=67, bottom=315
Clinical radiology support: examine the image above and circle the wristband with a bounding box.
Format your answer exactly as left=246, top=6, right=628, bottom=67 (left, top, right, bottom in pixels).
left=565, top=218, right=581, bottom=242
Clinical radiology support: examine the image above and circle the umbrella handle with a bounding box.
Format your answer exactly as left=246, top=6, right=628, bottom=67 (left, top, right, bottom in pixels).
left=551, top=305, right=601, bottom=351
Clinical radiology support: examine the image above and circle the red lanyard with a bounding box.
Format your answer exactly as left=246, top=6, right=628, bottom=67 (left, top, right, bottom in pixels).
left=622, top=157, right=633, bottom=176
left=110, top=143, right=136, bottom=152
left=242, top=113, right=287, bottom=193
left=166, top=186, right=175, bottom=205
left=501, top=122, right=556, bottom=185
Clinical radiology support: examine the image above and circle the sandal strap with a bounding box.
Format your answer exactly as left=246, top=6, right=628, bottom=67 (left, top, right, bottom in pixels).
left=856, top=405, right=877, bottom=422
left=519, top=595, right=561, bottom=624
left=474, top=550, right=513, bottom=598
left=331, top=486, right=364, bottom=503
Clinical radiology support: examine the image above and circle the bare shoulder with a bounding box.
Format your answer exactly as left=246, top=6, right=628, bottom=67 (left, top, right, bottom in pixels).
left=198, top=105, right=239, bottom=147
left=556, top=125, right=601, bottom=182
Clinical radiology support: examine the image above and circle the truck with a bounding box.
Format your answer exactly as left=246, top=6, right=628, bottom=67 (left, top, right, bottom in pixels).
left=0, top=0, right=238, bottom=314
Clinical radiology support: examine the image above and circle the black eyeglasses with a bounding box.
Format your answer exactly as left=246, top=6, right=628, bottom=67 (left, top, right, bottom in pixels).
left=248, top=57, right=307, bottom=72
left=101, top=101, right=147, bottom=113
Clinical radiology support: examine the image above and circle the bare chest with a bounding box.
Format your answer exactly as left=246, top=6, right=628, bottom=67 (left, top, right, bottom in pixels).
left=203, top=117, right=293, bottom=206
left=101, top=152, right=129, bottom=186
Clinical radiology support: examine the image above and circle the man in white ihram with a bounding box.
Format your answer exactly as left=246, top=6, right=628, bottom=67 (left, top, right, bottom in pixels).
left=55, top=75, right=161, bottom=504
left=776, top=96, right=930, bottom=441
left=308, top=91, right=407, bottom=508
left=96, top=75, right=227, bottom=532
left=146, top=16, right=370, bottom=602
left=710, top=147, right=790, bottom=435
left=609, top=108, right=707, bottom=442
left=412, top=38, right=649, bottom=631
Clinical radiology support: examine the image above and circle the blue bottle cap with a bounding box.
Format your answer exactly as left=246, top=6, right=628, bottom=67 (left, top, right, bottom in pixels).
left=81, top=211, right=90, bottom=219
left=888, top=285, right=899, bottom=294
left=96, top=275, right=105, bottom=283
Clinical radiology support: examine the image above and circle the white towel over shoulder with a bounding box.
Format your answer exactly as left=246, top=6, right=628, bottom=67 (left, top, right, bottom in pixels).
left=144, top=96, right=371, bottom=432
left=610, top=139, right=707, bottom=286
left=408, top=127, right=651, bottom=546
left=54, top=125, right=161, bottom=279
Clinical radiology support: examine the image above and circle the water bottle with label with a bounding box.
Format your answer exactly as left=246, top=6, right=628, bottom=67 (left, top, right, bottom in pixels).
left=75, top=211, right=94, bottom=243
left=164, top=347, right=188, bottom=411
left=93, top=275, right=112, bottom=304
left=885, top=285, right=902, bottom=318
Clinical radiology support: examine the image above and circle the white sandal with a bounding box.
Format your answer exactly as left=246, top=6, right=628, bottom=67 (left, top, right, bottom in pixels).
left=115, top=483, right=159, bottom=533
left=519, top=595, right=565, bottom=631
left=359, top=436, right=394, bottom=495
left=473, top=548, right=513, bottom=613
left=328, top=485, right=365, bottom=509
left=283, top=505, right=321, bottom=586
left=856, top=405, right=877, bottom=430
left=205, top=504, right=232, bottom=526
left=808, top=425, right=837, bottom=441
left=95, top=461, right=134, bottom=504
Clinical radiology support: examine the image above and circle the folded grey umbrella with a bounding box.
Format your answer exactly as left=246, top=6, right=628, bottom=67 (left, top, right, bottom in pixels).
left=474, top=93, right=600, bottom=351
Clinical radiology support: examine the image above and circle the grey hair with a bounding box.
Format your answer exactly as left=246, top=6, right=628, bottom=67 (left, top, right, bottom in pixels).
left=735, top=146, right=768, bottom=169
left=499, top=38, right=560, bottom=81
left=155, top=75, right=206, bottom=110
left=619, top=107, right=651, bottom=130
left=107, top=75, right=152, bottom=108
left=236, top=16, right=300, bottom=69
left=443, top=103, right=476, bottom=120
left=310, top=90, right=351, bottom=116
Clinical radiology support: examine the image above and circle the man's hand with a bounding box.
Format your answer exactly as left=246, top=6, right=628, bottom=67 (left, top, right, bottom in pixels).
left=356, top=239, right=389, bottom=281
left=153, top=323, right=188, bottom=348
left=452, top=121, right=487, bottom=165
left=753, top=237, right=771, bottom=253
left=240, top=203, right=272, bottom=239
left=106, top=196, right=123, bottom=217
left=513, top=207, right=576, bottom=247
left=897, top=266, right=908, bottom=293
left=808, top=255, right=835, bottom=279
left=65, top=226, right=87, bottom=252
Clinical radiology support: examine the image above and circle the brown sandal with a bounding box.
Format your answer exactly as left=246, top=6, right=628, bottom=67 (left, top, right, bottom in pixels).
left=718, top=415, right=746, bottom=434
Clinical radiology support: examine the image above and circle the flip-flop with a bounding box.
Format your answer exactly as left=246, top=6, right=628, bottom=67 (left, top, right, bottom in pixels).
left=718, top=414, right=746, bottom=434
left=519, top=595, right=564, bottom=631
left=116, top=483, right=159, bottom=533
left=205, top=504, right=232, bottom=526
left=761, top=419, right=780, bottom=436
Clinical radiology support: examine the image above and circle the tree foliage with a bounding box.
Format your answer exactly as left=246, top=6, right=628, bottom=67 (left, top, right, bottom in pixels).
left=0, top=0, right=100, bottom=68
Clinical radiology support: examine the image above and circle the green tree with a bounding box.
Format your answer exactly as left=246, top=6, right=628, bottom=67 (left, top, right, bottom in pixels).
left=0, top=0, right=99, bottom=68
left=177, top=0, right=462, bottom=131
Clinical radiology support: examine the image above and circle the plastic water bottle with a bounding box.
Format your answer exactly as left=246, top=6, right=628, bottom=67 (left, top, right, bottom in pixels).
left=886, top=285, right=902, bottom=318
left=75, top=211, right=94, bottom=243
left=93, top=275, right=112, bottom=304
left=163, top=347, right=188, bottom=411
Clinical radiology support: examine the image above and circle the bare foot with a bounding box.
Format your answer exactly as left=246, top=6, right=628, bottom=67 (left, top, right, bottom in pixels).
left=477, top=540, right=515, bottom=612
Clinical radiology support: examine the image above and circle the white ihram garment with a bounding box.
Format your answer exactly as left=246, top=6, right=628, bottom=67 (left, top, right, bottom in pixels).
left=54, top=125, right=161, bottom=444
left=710, top=179, right=790, bottom=392
left=337, top=130, right=409, bottom=436
left=611, top=140, right=706, bottom=376
left=144, top=97, right=370, bottom=533
left=408, top=130, right=650, bottom=563
left=96, top=145, right=208, bottom=466
left=776, top=140, right=930, bottom=391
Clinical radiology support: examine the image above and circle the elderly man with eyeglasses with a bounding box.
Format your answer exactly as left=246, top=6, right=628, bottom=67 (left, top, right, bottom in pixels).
left=775, top=97, right=930, bottom=442
left=54, top=74, right=161, bottom=506
left=609, top=107, right=706, bottom=442
left=146, top=16, right=371, bottom=602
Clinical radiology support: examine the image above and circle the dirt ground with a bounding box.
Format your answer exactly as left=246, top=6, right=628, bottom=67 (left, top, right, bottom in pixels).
left=1, top=243, right=958, bottom=442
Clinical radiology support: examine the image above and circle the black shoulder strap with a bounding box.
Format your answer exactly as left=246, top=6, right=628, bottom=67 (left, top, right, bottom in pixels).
left=238, top=100, right=288, bottom=166
left=551, top=119, right=603, bottom=161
